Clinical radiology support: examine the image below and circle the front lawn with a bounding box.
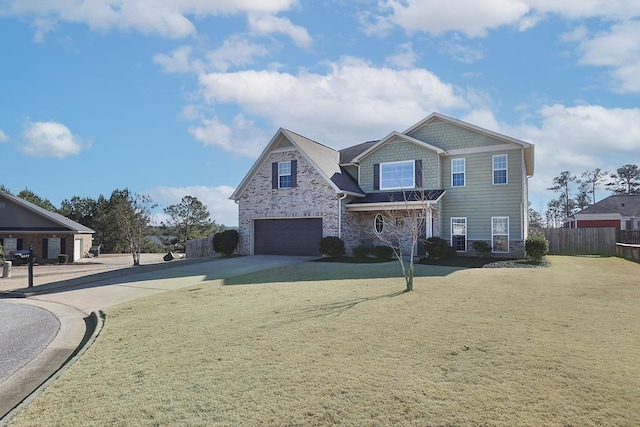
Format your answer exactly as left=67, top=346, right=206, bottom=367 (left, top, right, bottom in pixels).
left=9, top=256, right=640, bottom=426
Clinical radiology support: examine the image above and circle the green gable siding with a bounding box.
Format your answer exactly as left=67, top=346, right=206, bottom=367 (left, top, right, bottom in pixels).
left=358, top=139, right=441, bottom=193
left=441, top=148, right=524, bottom=242
left=343, top=165, right=358, bottom=181
left=408, top=122, right=505, bottom=151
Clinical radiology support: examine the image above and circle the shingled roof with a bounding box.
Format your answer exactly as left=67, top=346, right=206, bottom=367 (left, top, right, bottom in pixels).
left=0, top=190, right=95, bottom=234
left=575, top=194, right=640, bottom=217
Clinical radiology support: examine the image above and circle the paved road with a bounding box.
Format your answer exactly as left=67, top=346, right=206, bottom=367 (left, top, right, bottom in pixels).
left=0, top=303, right=59, bottom=383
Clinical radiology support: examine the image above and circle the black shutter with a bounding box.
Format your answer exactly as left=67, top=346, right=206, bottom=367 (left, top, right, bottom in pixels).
left=291, top=160, right=297, bottom=188
left=17, top=238, right=23, bottom=250
left=272, top=162, right=278, bottom=189
left=415, top=159, right=422, bottom=188
left=373, top=163, right=380, bottom=191
left=61, top=238, right=66, bottom=254
left=43, top=239, right=48, bottom=259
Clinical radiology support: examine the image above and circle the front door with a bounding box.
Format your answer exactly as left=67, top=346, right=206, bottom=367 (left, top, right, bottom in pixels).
left=416, top=210, right=433, bottom=257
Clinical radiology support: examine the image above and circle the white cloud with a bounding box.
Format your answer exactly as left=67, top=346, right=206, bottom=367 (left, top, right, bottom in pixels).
left=195, top=57, right=471, bottom=153
left=146, top=185, right=238, bottom=226
left=528, top=0, right=640, bottom=20
left=369, top=0, right=640, bottom=38
left=439, top=37, right=484, bottom=63
left=205, top=36, right=270, bottom=71
left=154, top=45, right=201, bottom=74
left=21, top=121, right=86, bottom=158
left=385, top=43, right=419, bottom=69
left=155, top=37, right=270, bottom=74
left=189, top=114, right=269, bottom=157
left=3, top=0, right=297, bottom=39
left=0, top=130, right=9, bottom=142
left=371, top=0, right=530, bottom=38
left=574, top=20, right=640, bottom=93
left=505, top=104, right=640, bottom=209
left=247, top=14, right=313, bottom=48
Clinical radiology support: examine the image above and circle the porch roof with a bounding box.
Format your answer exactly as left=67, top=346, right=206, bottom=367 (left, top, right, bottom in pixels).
left=346, top=190, right=445, bottom=211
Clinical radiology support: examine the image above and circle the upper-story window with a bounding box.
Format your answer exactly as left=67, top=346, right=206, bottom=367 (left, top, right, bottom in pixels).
left=493, top=154, right=508, bottom=185
left=451, top=158, right=465, bottom=187
left=278, top=161, right=292, bottom=188
left=380, top=160, right=414, bottom=190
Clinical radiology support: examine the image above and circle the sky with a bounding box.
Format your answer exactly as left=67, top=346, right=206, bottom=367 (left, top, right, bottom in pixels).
left=0, top=0, right=639, bottom=227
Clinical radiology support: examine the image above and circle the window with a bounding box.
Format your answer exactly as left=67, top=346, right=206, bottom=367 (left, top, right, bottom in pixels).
left=451, top=158, right=465, bottom=187
left=3, top=238, right=17, bottom=252
left=374, top=214, right=384, bottom=234
left=278, top=161, right=292, bottom=189
left=492, top=217, right=509, bottom=253
left=493, top=154, right=507, bottom=184
left=380, top=160, right=414, bottom=190
left=451, top=217, right=467, bottom=252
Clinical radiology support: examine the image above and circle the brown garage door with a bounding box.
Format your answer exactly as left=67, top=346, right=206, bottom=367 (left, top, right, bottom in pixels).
left=254, top=218, right=323, bottom=256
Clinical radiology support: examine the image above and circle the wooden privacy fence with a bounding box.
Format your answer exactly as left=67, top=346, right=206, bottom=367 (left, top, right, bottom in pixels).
left=539, top=227, right=617, bottom=256
left=185, top=235, right=215, bottom=258
left=617, top=230, right=640, bottom=245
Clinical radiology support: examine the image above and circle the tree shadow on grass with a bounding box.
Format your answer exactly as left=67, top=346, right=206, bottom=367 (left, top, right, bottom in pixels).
left=223, top=261, right=464, bottom=286
left=297, top=290, right=407, bottom=319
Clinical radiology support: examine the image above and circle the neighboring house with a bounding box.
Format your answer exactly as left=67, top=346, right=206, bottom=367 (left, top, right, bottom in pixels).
left=0, top=190, right=95, bottom=262
left=230, top=112, right=535, bottom=257
left=567, top=195, right=640, bottom=230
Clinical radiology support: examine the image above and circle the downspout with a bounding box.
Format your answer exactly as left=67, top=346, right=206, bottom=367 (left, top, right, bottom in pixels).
left=338, top=193, right=347, bottom=239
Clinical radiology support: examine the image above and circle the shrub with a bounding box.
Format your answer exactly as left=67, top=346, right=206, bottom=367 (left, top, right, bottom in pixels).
left=319, top=236, right=346, bottom=258
left=372, top=245, right=394, bottom=259
left=525, top=231, right=549, bottom=261
left=213, top=230, right=239, bottom=256
left=352, top=245, right=370, bottom=258
left=58, top=254, right=69, bottom=264
left=425, top=236, right=452, bottom=259
left=472, top=240, right=492, bottom=258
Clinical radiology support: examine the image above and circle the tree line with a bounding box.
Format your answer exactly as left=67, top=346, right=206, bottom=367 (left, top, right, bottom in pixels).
left=530, top=164, right=640, bottom=228
left=0, top=185, right=222, bottom=264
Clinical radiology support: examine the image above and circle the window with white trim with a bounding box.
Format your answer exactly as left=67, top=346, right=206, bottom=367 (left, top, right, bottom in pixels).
left=493, top=154, right=507, bottom=185
left=278, top=161, right=292, bottom=189
left=374, top=214, right=384, bottom=234
left=380, top=160, right=414, bottom=190
left=451, top=158, right=465, bottom=187
left=451, top=217, right=467, bottom=252
left=492, top=217, right=509, bottom=253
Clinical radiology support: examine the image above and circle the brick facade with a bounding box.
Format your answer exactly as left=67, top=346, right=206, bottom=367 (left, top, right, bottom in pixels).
left=237, top=149, right=340, bottom=255
left=0, top=233, right=93, bottom=263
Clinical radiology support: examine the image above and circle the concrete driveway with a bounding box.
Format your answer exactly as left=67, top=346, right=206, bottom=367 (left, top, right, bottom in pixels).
left=0, top=255, right=313, bottom=421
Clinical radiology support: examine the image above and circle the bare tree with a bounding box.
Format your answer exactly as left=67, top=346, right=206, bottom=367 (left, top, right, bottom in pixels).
left=373, top=190, right=433, bottom=292
left=112, top=191, right=156, bottom=265
left=574, top=181, right=592, bottom=211
left=548, top=171, right=577, bottom=219
left=580, top=168, right=608, bottom=203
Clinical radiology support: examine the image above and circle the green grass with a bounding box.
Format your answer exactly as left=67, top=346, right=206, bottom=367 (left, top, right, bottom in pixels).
left=9, top=256, right=640, bottom=426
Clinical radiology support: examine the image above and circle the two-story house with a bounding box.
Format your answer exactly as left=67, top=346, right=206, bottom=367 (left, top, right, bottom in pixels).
left=230, top=112, right=534, bottom=257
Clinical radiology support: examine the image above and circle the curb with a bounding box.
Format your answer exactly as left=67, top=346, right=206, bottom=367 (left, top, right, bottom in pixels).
left=0, top=310, right=105, bottom=426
